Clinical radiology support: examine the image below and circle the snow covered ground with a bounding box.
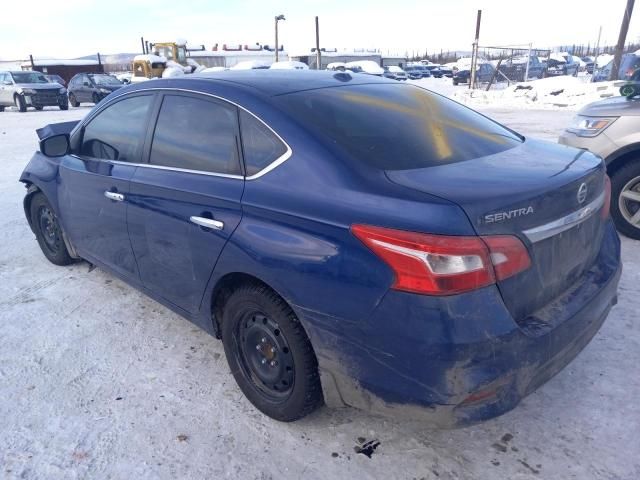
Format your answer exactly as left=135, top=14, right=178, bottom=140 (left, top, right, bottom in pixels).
left=414, top=74, right=625, bottom=111
left=0, top=105, right=639, bottom=480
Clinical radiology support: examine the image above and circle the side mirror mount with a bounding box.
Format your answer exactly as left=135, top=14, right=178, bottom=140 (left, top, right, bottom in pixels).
left=40, top=134, right=70, bottom=157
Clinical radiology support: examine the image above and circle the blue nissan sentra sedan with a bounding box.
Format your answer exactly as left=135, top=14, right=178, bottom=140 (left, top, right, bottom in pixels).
left=20, top=71, right=621, bottom=426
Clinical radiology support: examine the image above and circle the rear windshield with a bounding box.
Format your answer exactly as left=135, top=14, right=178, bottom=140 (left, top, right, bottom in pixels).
left=275, top=83, right=522, bottom=170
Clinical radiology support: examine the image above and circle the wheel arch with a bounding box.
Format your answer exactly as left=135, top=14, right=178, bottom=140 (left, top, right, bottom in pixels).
left=605, top=144, right=640, bottom=177
left=210, top=272, right=291, bottom=339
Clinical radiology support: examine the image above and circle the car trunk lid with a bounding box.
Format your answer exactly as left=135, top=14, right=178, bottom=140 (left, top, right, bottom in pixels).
left=386, top=139, right=607, bottom=322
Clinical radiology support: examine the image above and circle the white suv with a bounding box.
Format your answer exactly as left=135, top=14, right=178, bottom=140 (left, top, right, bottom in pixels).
left=559, top=96, right=640, bottom=239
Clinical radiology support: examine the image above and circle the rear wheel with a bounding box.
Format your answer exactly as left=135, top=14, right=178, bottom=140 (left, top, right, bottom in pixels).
left=29, top=193, right=75, bottom=265
left=611, top=161, right=640, bottom=240
left=35, top=106, right=43, bottom=111
left=14, top=95, right=26, bottom=112
left=0, top=106, right=4, bottom=112
left=221, top=283, right=323, bottom=421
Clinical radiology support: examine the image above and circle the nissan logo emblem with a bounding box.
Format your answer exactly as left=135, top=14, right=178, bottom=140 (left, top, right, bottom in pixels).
left=577, top=183, right=588, bottom=204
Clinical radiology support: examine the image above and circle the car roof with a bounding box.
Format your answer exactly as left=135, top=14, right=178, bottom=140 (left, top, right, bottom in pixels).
left=190, top=70, right=396, bottom=96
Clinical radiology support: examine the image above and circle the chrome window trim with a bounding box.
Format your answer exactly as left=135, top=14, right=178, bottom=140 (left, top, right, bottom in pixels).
left=95, top=86, right=292, bottom=180
left=523, top=191, right=606, bottom=243
left=68, top=154, right=245, bottom=180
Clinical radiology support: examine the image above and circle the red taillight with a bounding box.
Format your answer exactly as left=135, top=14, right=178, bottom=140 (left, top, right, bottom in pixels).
left=602, top=175, right=611, bottom=219
left=482, top=235, right=531, bottom=281
left=351, top=225, right=531, bottom=296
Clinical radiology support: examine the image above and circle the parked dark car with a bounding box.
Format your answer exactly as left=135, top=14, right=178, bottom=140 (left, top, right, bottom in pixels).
left=21, top=71, right=621, bottom=426
left=438, top=65, right=454, bottom=77
left=68, top=73, right=124, bottom=107
left=596, top=53, right=640, bottom=82
left=424, top=65, right=443, bottom=78
left=45, top=74, right=67, bottom=87
left=546, top=55, right=579, bottom=77
left=581, top=56, right=596, bottom=74
left=414, top=65, right=432, bottom=78
left=0, top=70, right=68, bottom=112
left=452, top=63, right=495, bottom=85
left=499, top=56, right=546, bottom=82
left=403, top=65, right=423, bottom=79
left=383, top=66, right=407, bottom=81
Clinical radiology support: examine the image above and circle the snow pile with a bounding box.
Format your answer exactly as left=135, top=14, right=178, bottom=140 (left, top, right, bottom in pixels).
left=452, top=75, right=625, bottom=110
left=186, top=58, right=206, bottom=73
left=134, top=54, right=166, bottom=64
left=597, top=54, right=614, bottom=68
left=231, top=60, right=271, bottom=70
left=201, top=66, right=228, bottom=72
left=162, top=60, right=187, bottom=78
left=270, top=61, right=309, bottom=70
left=345, top=60, right=384, bottom=75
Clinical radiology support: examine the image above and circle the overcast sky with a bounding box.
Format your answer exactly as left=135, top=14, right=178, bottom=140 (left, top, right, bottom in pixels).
left=1, top=0, right=639, bottom=60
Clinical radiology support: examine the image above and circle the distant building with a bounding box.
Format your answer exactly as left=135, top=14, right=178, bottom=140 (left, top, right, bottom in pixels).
left=187, top=44, right=288, bottom=69
left=21, top=59, right=104, bottom=84
left=290, top=49, right=407, bottom=70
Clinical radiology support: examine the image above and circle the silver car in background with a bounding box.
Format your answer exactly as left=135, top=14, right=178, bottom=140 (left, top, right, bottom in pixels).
left=0, top=71, right=68, bottom=112
left=559, top=96, right=640, bottom=239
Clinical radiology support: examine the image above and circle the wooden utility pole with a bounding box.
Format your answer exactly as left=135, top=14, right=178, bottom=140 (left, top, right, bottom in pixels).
left=469, top=9, right=482, bottom=89
left=315, top=16, right=321, bottom=70
left=611, top=0, right=635, bottom=79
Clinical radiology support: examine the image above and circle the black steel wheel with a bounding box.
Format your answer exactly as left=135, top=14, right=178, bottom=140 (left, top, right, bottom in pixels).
left=221, top=283, right=323, bottom=421
left=29, top=193, right=74, bottom=265
left=235, top=311, right=295, bottom=401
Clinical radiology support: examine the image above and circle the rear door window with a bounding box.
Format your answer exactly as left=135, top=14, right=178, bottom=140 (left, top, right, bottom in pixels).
left=149, top=94, right=241, bottom=175
left=79, top=95, right=154, bottom=162
left=275, top=83, right=522, bottom=170
left=239, top=110, right=288, bottom=176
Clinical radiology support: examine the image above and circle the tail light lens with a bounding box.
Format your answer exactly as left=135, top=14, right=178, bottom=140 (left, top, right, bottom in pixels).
left=601, top=175, right=612, bottom=219
left=351, top=225, right=531, bottom=296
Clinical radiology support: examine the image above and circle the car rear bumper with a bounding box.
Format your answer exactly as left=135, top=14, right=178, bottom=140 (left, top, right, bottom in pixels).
left=300, top=220, right=621, bottom=427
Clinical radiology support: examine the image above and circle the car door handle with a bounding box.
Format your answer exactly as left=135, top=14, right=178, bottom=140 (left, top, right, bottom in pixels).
left=190, top=216, right=224, bottom=230
left=104, top=191, right=125, bottom=202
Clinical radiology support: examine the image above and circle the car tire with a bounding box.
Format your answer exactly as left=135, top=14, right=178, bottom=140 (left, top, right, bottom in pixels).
left=14, top=95, right=27, bottom=112
left=35, top=106, right=43, bottom=111
left=0, top=106, right=5, bottom=112
left=453, top=78, right=459, bottom=86
left=59, top=102, right=68, bottom=111
left=221, top=283, right=324, bottom=421
left=29, top=193, right=75, bottom=265
left=69, top=93, right=80, bottom=107
left=611, top=162, right=640, bottom=240
left=92, top=93, right=100, bottom=104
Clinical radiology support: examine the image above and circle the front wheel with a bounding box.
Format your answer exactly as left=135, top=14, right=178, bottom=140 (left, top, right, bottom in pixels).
left=29, top=193, right=75, bottom=265
left=69, top=93, right=79, bottom=107
left=59, top=102, right=68, bottom=111
left=611, top=162, right=640, bottom=240
left=14, top=95, right=26, bottom=112
left=221, top=283, right=323, bottom=421
left=92, top=92, right=100, bottom=104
